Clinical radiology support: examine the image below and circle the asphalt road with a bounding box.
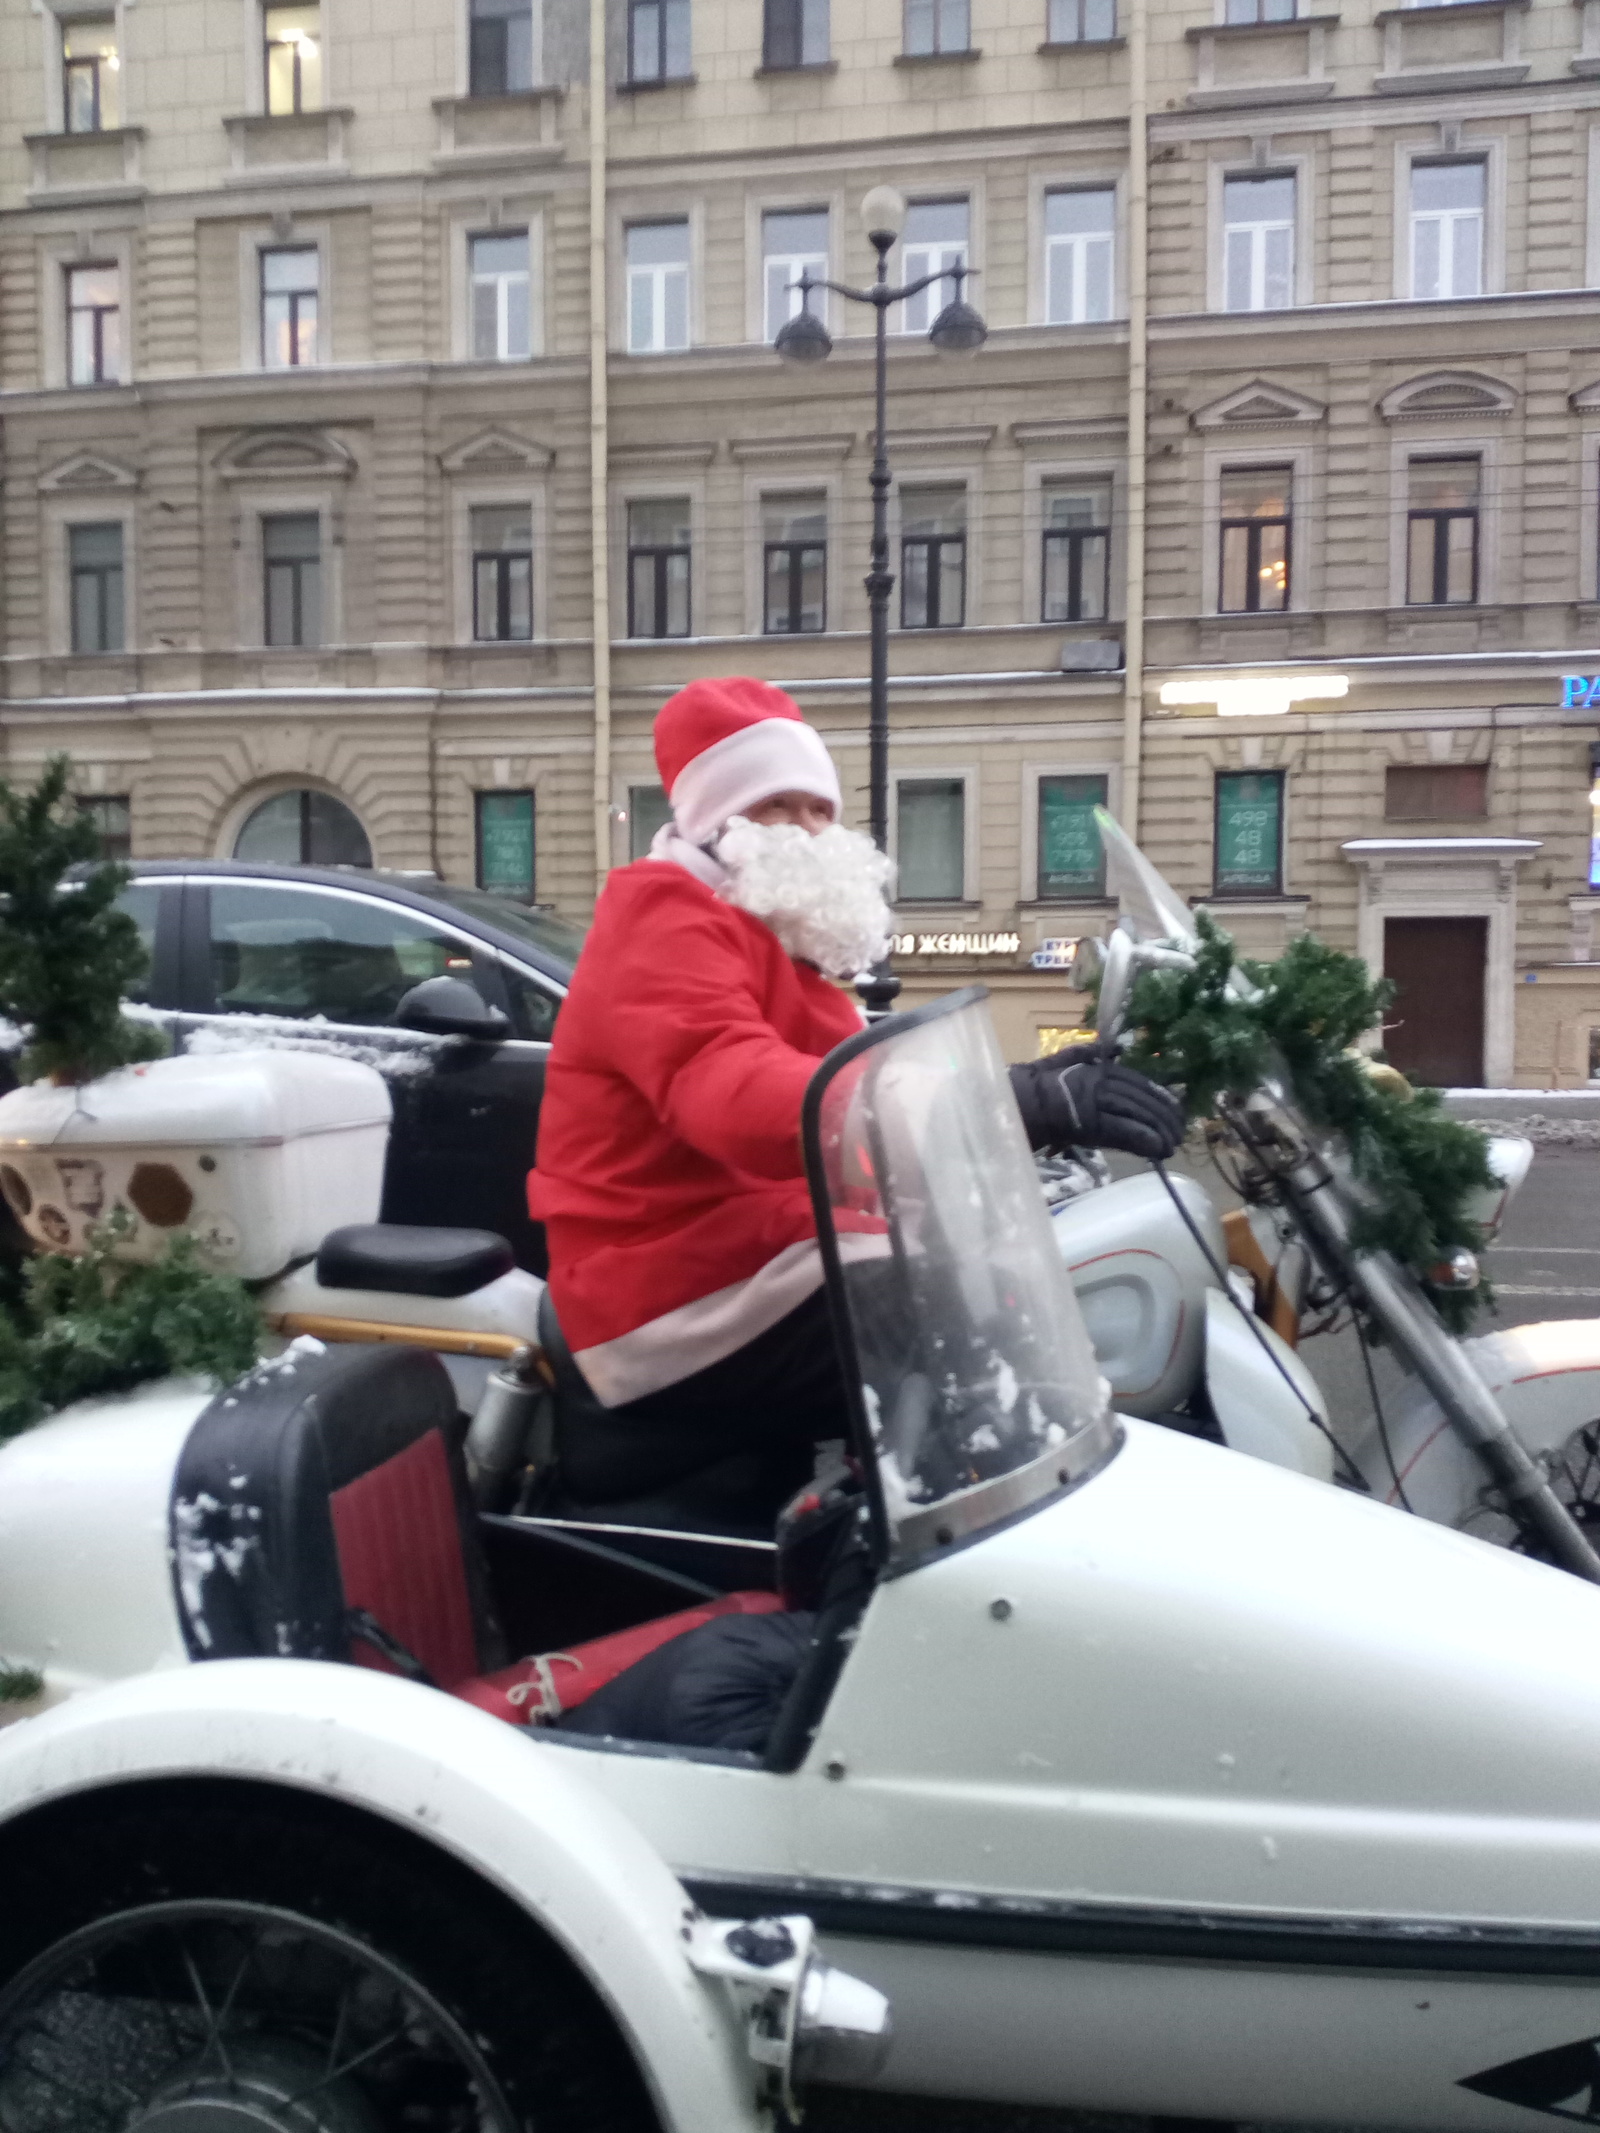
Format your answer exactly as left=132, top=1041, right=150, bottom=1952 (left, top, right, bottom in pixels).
left=811, top=1130, right=1600, bottom=2133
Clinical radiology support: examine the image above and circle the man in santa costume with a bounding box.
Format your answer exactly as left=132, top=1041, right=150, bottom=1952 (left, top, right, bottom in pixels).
left=529, top=675, right=1181, bottom=1521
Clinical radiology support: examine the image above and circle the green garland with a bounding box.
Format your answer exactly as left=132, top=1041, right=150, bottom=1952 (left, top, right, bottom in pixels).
left=0, top=1212, right=262, bottom=1443
left=1122, top=913, right=1499, bottom=1333
left=0, top=1662, right=43, bottom=1705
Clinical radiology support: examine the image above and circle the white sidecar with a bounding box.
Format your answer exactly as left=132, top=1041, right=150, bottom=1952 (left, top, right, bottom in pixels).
left=8, top=992, right=1600, bottom=2131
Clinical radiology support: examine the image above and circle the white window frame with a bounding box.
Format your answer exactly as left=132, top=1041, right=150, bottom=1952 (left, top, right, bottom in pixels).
left=459, top=0, right=544, bottom=95
left=1206, top=153, right=1311, bottom=312
left=468, top=227, right=535, bottom=360
left=898, top=197, right=971, bottom=337
left=1220, top=170, right=1296, bottom=313
left=1020, top=760, right=1121, bottom=909
left=450, top=479, right=548, bottom=645
left=1200, top=442, right=1315, bottom=617
left=1385, top=430, right=1500, bottom=609
left=1027, top=167, right=1124, bottom=325
left=760, top=208, right=831, bottom=344
left=1041, top=185, right=1117, bottom=326
left=618, top=213, right=695, bottom=354
left=1394, top=137, right=1503, bottom=301
left=889, top=764, right=979, bottom=908
left=1407, top=156, right=1486, bottom=302
left=447, top=207, right=545, bottom=361
left=255, top=0, right=326, bottom=117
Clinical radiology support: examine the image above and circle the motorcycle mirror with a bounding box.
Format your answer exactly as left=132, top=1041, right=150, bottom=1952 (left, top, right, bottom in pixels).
left=395, top=975, right=512, bottom=1042
left=1068, top=936, right=1106, bottom=993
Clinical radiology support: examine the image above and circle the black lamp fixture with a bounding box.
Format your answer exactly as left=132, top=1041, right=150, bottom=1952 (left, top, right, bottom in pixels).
left=774, top=186, right=988, bottom=1015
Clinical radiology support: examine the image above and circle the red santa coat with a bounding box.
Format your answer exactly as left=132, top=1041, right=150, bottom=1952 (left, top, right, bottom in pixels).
left=527, top=859, right=862, bottom=1406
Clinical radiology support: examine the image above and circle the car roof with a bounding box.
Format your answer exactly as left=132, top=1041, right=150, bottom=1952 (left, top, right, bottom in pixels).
left=124, top=859, right=580, bottom=984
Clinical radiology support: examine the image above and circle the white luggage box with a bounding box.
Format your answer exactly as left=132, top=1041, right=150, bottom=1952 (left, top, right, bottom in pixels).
left=0, top=1051, right=391, bottom=1281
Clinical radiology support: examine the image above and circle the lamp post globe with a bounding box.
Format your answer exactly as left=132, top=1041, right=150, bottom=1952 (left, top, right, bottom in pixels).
left=773, top=307, right=834, bottom=364
left=859, top=184, right=907, bottom=248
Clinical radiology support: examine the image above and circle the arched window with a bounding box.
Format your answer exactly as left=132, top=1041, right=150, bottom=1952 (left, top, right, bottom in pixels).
left=233, top=789, right=372, bottom=868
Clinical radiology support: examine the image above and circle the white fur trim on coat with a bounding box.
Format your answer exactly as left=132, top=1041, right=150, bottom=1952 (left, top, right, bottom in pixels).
left=669, top=716, right=841, bottom=848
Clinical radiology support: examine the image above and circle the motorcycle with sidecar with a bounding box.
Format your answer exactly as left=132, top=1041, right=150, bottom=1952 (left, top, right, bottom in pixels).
left=11, top=990, right=1600, bottom=2127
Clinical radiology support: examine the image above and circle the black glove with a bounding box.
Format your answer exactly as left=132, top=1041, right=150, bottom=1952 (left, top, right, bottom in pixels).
left=1008, top=1046, right=1185, bottom=1161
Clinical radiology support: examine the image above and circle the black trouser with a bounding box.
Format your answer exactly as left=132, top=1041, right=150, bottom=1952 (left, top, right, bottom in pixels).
left=557, top=1287, right=852, bottom=1527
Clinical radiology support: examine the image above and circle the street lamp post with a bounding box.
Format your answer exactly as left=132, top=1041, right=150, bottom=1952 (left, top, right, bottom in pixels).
left=775, top=185, right=987, bottom=1016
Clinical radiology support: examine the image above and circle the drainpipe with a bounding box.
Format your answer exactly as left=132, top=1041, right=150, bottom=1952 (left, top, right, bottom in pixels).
left=588, top=0, right=613, bottom=896
left=1119, top=0, right=1148, bottom=839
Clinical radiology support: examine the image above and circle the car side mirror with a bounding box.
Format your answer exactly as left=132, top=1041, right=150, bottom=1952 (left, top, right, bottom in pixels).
left=395, top=976, right=512, bottom=1042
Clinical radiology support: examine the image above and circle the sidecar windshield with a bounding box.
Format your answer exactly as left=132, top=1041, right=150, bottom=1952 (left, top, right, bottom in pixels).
left=803, top=990, right=1118, bottom=1566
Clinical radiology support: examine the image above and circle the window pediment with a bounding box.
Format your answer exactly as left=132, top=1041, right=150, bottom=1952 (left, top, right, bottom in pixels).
left=38, top=450, right=140, bottom=493
left=1378, top=371, right=1514, bottom=423
left=439, top=428, right=555, bottom=475
left=1191, top=379, right=1325, bottom=431
left=1571, top=380, right=1600, bottom=414
left=212, top=428, right=357, bottom=483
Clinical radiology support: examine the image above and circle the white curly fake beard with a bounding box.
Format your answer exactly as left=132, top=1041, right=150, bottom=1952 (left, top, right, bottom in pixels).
left=714, top=816, right=895, bottom=980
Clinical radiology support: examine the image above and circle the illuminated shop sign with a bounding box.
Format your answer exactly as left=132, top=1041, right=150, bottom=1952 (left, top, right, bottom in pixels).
left=1031, top=937, right=1081, bottom=970
left=1159, top=673, right=1349, bottom=718
left=1563, top=675, right=1600, bottom=709
left=890, top=931, right=1022, bottom=958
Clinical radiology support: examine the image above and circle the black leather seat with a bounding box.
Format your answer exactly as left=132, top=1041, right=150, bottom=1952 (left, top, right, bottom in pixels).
left=317, top=1224, right=515, bottom=1299
left=536, top=1287, right=809, bottom=1540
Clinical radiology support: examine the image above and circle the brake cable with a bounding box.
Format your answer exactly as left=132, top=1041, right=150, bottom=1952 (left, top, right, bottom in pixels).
left=1149, top=1159, right=1371, bottom=1493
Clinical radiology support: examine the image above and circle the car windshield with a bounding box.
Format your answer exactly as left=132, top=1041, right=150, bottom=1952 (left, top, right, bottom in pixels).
left=804, top=989, right=1117, bottom=1565
left=398, top=882, right=588, bottom=971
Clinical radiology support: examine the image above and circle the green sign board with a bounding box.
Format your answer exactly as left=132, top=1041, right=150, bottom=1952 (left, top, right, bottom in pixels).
left=476, top=791, right=536, bottom=902
left=1038, top=775, right=1107, bottom=898
left=1215, top=772, right=1282, bottom=893
left=628, top=783, right=673, bottom=861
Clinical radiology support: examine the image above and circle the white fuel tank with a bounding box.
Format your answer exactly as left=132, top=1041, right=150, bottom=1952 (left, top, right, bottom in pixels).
left=1052, top=1171, right=1223, bottom=1416
left=0, top=1050, right=391, bottom=1281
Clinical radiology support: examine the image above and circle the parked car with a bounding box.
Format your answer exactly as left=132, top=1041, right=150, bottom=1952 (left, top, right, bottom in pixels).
left=98, top=861, right=584, bottom=1271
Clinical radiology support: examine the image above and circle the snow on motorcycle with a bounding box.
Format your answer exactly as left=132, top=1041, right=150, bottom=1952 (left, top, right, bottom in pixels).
left=1048, top=810, right=1600, bottom=1580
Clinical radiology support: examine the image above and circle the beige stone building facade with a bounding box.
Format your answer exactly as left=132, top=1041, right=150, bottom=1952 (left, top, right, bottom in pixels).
left=4, top=0, right=1600, bottom=1081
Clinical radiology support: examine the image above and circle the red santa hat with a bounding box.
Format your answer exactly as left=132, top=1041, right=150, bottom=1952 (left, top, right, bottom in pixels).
left=654, top=677, right=841, bottom=849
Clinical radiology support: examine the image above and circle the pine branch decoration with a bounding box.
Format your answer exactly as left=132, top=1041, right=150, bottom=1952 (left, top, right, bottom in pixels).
left=0, top=1212, right=262, bottom=1443
left=0, top=755, right=164, bottom=1085
left=1123, top=913, right=1499, bottom=1333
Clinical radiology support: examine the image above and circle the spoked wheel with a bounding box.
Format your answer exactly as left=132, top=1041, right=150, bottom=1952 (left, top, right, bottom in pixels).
left=1463, top=1420, right=1600, bottom=1559
left=0, top=1899, right=513, bottom=2131
left=0, top=1787, right=657, bottom=2133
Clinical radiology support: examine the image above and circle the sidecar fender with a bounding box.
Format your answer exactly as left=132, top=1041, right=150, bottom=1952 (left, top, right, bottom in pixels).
left=1203, top=1288, right=1335, bottom=1482
left=0, top=1658, right=767, bottom=2133
left=1354, top=1318, right=1600, bottom=1528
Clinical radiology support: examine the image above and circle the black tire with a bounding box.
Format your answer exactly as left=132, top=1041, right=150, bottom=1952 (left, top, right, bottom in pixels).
left=0, top=1778, right=660, bottom=2133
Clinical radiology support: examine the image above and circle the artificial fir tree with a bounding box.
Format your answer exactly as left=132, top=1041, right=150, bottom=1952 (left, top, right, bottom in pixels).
left=0, top=754, right=163, bottom=1085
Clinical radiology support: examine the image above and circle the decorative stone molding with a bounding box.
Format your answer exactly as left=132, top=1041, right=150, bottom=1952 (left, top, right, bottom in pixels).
left=1571, top=379, right=1600, bottom=413
left=25, top=126, right=145, bottom=204
left=1184, top=16, right=1338, bottom=108
left=1010, top=416, right=1127, bottom=445
left=1191, top=378, right=1326, bottom=431
left=38, top=451, right=140, bottom=494
left=609, top=440, right=718, bottom=467
left=221, top=109, right=353, bottom=187
left=431, top=88, right=564, bottom=169
left=1378, top=371, right=1515, bottom=423
left=212, top=429, right=358, bottom=484
left=1373, top=0, right=1529, bottom=94
left=439, top=428, right=555, bottom=474
left=876, top=425, right=997, bottom=453
left=729, top=434, right=855, bottom=462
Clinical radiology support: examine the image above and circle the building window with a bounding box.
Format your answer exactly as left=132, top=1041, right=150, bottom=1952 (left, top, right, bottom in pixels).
left=1384, top=764, right=1489, bottom=820
left=62, top=17, right=119, bottom=132
left=1046, top=0, right=1115, bottom=37
left=626, top=222, right=690, bottom=352
left=476, top=790, right=537, bottom=901
left=1406, top=458, right=1479, bottom=605
left=763, top=208, right=828, bottom=342
left=1042, top=481, right=1110, bottom=622
left=69, top=523, right=125, bottom=653
left=233, top=791, right=370, bottom=866
left=470, top=0, right=535, bottom=93
left=1044, top=189, right=1114, bottom=326
left=764, top=0, right=829, bottom=66
left=899, top=200, right=968, bottom=334
left=1224, top=0, right=1294, bottom=18
left=1410, top=160, right=1484, bottom=301
left=1037, top=774, right=1108, bottom=899
left=470, top=231, right=532, bottom=360
left=471, top=505, right=534, bottom=641
left=763, top=495, right=827, bottom=634
left=627, top=498, right=691, bottom=638
left=66, top=263, right=120, bottom=387
left=264, top=3, right=322, bottom=114
left=1219, top=467, right=1291, bottom=613
left=263, top=513, right=322, bottom=648
left=904, top=0, right=970, bottom=54
left=628, top=0, right=690, bottom=81
left=901, top=486, right=966, bottom=630
left=261, top=247, right=319, bottom=369
left=1214, top=771, right=1284, bottom=896
left=897, top=779, right=965, bottom=901
left=1222, top=173, right=1294, bottom=313
left=76, top=795, right=132, bottom=862
left=627, top=782, right=673, bottom=859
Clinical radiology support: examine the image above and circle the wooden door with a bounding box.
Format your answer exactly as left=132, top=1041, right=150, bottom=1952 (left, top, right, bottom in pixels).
left=1382, top=917, right=1487, bottom=1088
